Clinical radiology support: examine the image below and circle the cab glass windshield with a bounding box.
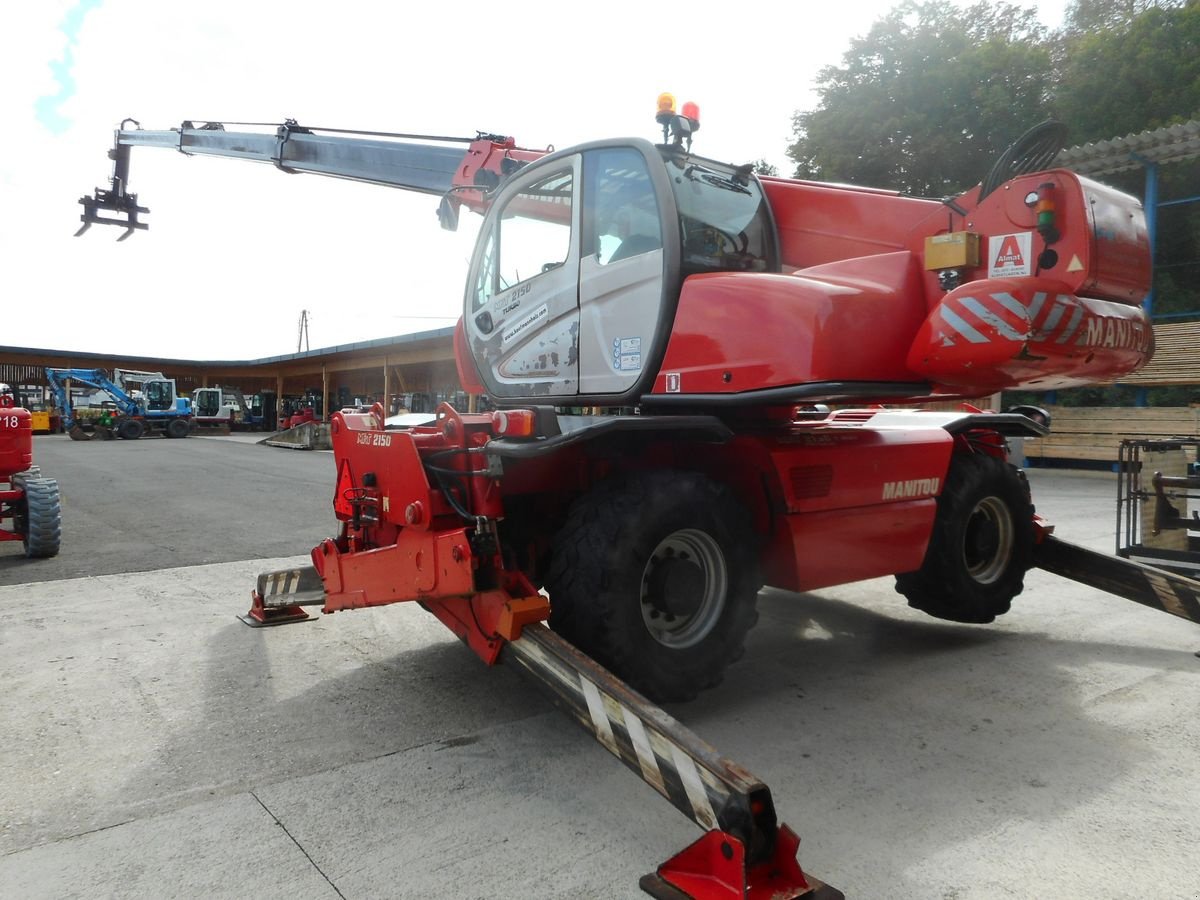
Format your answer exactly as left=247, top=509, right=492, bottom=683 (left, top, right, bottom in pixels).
left=661, top=153, right=776, bottom=276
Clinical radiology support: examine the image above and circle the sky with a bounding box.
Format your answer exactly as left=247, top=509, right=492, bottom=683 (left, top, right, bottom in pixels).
left=2, top=0, right=1069, bottom=361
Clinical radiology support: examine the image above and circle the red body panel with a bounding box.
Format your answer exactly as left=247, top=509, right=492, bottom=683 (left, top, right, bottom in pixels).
left=316, top=399, right=984, bottom=632
left=760, top=177, right=941, bottom=271
left=766, top=500, right=936, bottom=593
left=654, top=252, right=928, bottom=394
left=977, top=172, right=1152, bottom=304
left=652, top=170, right=1152, bottom=402
left=0, top=403, right=33, bottom=545
left=0, top=406, right=33, bottom=479
left=738, top=423, right=953, bottom=592
left=909, top=278, right=1153, bottom=392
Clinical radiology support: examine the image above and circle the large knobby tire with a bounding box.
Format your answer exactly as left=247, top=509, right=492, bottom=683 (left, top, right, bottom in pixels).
left=15, top=477, right=62, bottom=559
left=117, top=418, right=145, bottom=440
left=895, top=452, right=1034, bottom=623
left=544, top=470, right=761, bottom=703
left=166, top=418, right=190, bottom=439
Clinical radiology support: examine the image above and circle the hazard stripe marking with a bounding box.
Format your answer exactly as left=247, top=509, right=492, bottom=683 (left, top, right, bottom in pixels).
left=1026, top=291, right=1049, bottom=322
left=1037, top=297, right=1067, bottom=339
left=1033, top=536, right=1200, bottom=625
left=1057, top=303, right=1085, bottom=343
left=1144, top=571, right=1188, bottom=619
left=990, top=291, right=1032, bottom=323
left=581, top=676, right=620, bottom=756
left=670, top=743, right=718, bottom=830
left=259, top=568, right=319, bottom=597
left=961, top=296, right=1024, bottom=340
left=503, top=625, right=768, bottom=842
left=940, top=305, right=989, bottom=344
left=623, top=707, right=667, bottom=794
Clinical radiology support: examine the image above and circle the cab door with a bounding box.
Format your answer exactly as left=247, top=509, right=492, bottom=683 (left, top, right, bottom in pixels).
left=464, top=155, right=582, bottom=401
left=577, top=145, right=667, bottom=396
left=144, top=380, right=174, bottom=412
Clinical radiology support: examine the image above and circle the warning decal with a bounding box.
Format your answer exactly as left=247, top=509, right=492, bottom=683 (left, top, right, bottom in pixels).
left=988, top=232, right=1033, bottom=278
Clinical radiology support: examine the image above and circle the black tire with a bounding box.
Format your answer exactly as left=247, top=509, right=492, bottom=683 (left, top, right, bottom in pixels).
left=895, top=452, right=1034, bottom=623
left=166, top=418, right=190, bottom=439
left=17, top=478, right=62, bottom=559
left=544, top=470, right=761, bottom=703
left=117, top=419, right=145, bottom=440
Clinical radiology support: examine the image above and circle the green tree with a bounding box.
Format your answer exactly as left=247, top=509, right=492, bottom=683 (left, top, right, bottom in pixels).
left=788, top=1, right=1054, bottom=195
left=1054, top=0, right=1199, bottom=142
left=1053, top=1, right=1200, bottom=322
left=1061, top=0, right=1180, bottom=35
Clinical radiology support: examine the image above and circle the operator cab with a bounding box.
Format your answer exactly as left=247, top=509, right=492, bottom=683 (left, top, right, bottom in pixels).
left=143, top=379, right=176, bottom=412
left=463, top=98, right=778, bottom=407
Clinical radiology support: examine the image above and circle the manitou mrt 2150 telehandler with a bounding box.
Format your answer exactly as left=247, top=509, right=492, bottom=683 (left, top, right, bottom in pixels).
left=80, top=96, right=1200, bottom=899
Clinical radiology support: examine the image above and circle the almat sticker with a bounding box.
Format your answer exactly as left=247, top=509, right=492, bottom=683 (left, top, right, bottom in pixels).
left=988, top=232, right=1033, bottom=278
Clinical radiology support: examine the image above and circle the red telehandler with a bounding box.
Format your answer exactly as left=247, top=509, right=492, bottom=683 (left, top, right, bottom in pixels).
left=79, top=97, right=1200, bottom=899
left=0, top=384, right=62, bottom=558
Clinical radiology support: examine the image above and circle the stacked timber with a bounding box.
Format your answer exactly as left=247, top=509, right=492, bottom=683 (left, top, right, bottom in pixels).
left=1120, top=321, right=1200, bottom=386
left=1022, top=406, right=1200, bottom=465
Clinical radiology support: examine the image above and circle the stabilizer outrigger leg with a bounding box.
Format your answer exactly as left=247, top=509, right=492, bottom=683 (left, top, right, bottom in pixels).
left=504, top=623, right=842, bottom=900
left=1033, top=533, right=1200, bottom=626
left=247, top=563, right=842, bottom=899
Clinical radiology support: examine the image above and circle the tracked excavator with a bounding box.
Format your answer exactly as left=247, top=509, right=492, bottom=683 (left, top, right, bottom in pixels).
left=79, top=96, right=1199, bottom=899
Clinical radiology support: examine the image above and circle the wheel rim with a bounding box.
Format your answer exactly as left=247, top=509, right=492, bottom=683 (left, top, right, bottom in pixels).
left=963, top=496, right=1013, bottom=584
left=640, top=529, right=727, bottom=649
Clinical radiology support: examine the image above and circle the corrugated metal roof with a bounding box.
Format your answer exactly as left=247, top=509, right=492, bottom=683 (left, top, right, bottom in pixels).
left=1055, top=119, right=1200, bottom=176
left=0, top=326, right=456, bottom=368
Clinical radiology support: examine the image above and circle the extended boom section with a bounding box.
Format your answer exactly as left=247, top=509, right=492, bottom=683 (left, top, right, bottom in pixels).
left=77, top=119, right=547, bottom=238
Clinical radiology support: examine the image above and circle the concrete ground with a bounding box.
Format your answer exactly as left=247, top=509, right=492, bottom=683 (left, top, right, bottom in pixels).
left=2, top=436, right=1198, bottom=899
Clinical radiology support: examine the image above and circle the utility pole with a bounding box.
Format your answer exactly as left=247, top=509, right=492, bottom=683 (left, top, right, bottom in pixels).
left=297, top=310, right=310, bottom=353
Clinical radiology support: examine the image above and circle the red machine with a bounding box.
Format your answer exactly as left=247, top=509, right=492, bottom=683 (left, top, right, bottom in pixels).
left=79, top=98, right=1171, bottom=899
left=280, top=406, right=316, bottom=430
left=0, top=384, right=62, bottom=558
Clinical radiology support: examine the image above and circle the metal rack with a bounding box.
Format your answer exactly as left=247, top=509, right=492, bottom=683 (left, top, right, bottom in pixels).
left=1117, top=437, right=1200, bottom=576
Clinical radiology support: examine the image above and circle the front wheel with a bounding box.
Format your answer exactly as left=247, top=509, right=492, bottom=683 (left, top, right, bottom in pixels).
left=544, top=470, right=761, bottom=703
left=117, top=418, right=145, bottom=440
left=895, top=452, right=1034, bottom=623
left=16, top=478, right=62, bottom=559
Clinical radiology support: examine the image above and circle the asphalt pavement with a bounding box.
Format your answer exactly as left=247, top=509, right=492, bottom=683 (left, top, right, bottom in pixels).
left=1, top=436, right=1198, bottom=899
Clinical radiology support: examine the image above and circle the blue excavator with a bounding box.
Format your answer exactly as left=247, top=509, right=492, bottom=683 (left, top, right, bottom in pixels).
left=45, top=367, right=193, bottom=441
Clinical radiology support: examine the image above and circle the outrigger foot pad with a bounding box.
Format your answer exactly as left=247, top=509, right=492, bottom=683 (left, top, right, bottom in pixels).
left=238, top=595, right=313, bottom=627
left=639, top=826, right=842, bottom=900
left=238, top=566, right=325, bottom=627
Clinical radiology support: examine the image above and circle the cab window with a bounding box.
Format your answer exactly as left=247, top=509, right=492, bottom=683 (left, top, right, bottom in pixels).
left=665, top=156, right=776, bottom=275
left=585, top=149, right=661, bottom=266
left=473, top=169, right=573, bottom=311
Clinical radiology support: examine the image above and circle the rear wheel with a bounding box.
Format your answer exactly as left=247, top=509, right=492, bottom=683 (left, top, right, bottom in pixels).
left=895, top=452, right=1033, bottom=623
left=544, top=470, right=761, bottom=703
left=166, top=418, right=190, bottom=439
left=15, top=478, right=62, bottom=559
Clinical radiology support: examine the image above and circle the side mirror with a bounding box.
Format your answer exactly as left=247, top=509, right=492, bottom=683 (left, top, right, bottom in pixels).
left=1006, top=404, right=1051, bottom=429
left=437, top=195, right=460, bottom=232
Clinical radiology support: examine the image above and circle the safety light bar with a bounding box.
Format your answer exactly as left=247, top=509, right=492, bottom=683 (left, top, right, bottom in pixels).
left=1036, top=181, right=1060, bottom=243
left=655, top=92, right=700, bottom=151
